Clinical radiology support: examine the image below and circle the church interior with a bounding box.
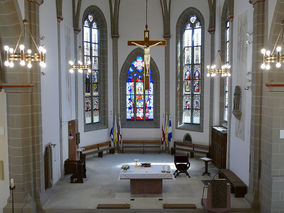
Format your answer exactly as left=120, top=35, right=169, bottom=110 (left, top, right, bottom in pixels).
left=0, top=0, right=284, bottom=212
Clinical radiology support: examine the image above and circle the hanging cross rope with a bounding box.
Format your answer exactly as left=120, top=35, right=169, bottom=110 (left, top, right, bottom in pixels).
left=128, top=25, right=166, bottom=90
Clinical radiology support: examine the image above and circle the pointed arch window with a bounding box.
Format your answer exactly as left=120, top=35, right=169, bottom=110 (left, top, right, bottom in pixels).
left=82, top=6, right=108, bottom=131
left=120, top=49, right=160, bottom=128
left=224, top=20, right=230, bottom=122
left=126, top=56, right=154, bottom=121
left=176, top=8, right=204, bottom=131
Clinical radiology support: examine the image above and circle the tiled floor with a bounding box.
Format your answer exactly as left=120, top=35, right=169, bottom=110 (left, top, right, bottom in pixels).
left=44, top=153, right=252, bottom=211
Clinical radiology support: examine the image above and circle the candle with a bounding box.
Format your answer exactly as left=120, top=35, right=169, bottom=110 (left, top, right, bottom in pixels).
left=10, top=178, right=14, bottom=188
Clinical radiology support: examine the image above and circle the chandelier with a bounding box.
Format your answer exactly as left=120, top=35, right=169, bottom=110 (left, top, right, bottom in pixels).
left=206, top=50, right=231, bottom=77
left=68, top=46, right=91, bottom=73
left=260, top=20, right=284, bottom=70
left=3, top=20, right=46, bottom=69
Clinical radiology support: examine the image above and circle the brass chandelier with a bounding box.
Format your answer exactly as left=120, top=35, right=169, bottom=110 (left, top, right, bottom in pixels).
left=68, top=46, right=91, bottom=73
left=260, top=20, right=284, bottom=70
left=207, top=50, right=231, bottom=77
left=3, top=20, right=46, bottom=69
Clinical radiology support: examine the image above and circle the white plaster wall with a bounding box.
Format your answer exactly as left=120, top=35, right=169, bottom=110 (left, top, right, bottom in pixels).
left=0, top=91, right=9, bottom=213
left=228, top=0, right=253, bottom=185
left=171, top=0, right=211, bottom=145
left=40, top=0, right=61, bottom=184
left=79, top=0, right=113, bottom=146
left=119, top=0, right=165, bottom=140
left=60, top=0, right=75, bottom=163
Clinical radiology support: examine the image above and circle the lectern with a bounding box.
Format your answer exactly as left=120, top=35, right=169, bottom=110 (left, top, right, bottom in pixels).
left=68, top=120, right=79, bottom=161
left=64, top=120, right=86, bottom=183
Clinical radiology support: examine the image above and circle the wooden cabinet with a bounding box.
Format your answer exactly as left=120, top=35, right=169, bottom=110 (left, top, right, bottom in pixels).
left=210, top=127, right=227, bottom=169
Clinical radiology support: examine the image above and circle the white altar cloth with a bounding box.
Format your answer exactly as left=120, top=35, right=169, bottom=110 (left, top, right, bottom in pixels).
left=119, top=165, right=174, bottom=179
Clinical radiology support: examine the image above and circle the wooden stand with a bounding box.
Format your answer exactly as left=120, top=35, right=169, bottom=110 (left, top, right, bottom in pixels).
left=200, top=157, right=212, bottom=176
left=64, top=120, right=86, bottom=183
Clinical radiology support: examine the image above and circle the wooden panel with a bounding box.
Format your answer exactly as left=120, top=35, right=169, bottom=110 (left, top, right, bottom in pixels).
left=124, top=140, right=160, bottom=144
left=174, top=141, right=194, bottom=147
left=97, top=204, right=130, bottom=209
left=123, top=140, right=145, bottom=144
left=83, top=144, right=100, bottom=151
left=211, top=127, right=227, bottom=169
left=175, top=147, right=193, bottom=152
left=68, top=120, right=79, bottom=161
left=99, top=141, right=111, bottom=147
left=163, top=204, right=197, bottom=209
left=130, top=179, right=162, bottom=194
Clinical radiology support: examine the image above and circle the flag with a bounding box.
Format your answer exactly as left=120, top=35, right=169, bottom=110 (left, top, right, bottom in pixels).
left=110, top=127, right=114, bottom=143
left=168, top=116, right=172, bottom=143
left=161, top=120, right=165, bottom=145
left=113, top=116, right=118, bottom=143
left=165, top=116, right=169, bottom=144
left=118, top=116, right=123, bottom=146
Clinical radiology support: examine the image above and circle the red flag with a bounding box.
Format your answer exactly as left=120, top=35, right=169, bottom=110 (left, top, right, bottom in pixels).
left=161, top=124, right=165, bottom=145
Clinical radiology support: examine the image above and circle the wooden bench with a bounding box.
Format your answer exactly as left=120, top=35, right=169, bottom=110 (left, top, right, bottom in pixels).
left=163, top=204, right=197, bottom=209
left=81, top=141, right=115, bottom=158
left=219, top=169, right=247, bottom=197
left=97, top=204, right=130, bottom=209
left=122, top=140, right=161, bottom=153
left=172, top=141, right=209, bottom=158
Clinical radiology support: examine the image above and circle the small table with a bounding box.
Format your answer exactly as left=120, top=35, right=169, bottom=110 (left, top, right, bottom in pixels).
left=200, top=157, right=212, bottom=176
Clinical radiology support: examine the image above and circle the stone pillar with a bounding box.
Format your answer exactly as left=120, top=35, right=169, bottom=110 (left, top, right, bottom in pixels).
left=112, top=36, right=119, bottom=121
left=3, top=1, right=46, bottom=212
left=248, top=0, right=265, bottom=211
left=260, top=1, right=284, bottom=212
left=56, top=7, right=64, bottom=177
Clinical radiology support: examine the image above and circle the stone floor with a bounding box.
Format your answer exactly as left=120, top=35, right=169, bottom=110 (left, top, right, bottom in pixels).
left=43, top=153, right=252, bottom=212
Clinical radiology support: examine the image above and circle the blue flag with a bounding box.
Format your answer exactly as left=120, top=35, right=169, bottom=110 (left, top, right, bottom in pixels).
left=168, top=117, right=172, bottom=143
left=110, top=127, right=114, bottom=142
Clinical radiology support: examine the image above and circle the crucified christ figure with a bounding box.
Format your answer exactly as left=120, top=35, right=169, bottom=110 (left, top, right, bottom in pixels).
left=128, top=27, right=166, bottom=90
left=130, top=41, right=162, bottom=76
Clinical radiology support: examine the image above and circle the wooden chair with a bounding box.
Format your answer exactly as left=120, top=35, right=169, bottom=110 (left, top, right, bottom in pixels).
left=173, top=155, right=190, bottom=178
left=201, top=179, right=231, bottom=213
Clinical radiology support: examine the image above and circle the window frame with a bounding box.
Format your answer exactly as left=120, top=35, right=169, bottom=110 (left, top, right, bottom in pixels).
left=223, top=20, right=230, bottom=125
left=120, top=48, right=160, bottom=128
left=220, top=6, right=232, bottom=128
left=176, top=8, right=205, bottom=132
left=82, top=6, right=108, bottom=132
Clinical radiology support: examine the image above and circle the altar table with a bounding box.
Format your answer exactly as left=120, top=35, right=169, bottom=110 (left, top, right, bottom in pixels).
left=119, top=165, right=174, bottom=194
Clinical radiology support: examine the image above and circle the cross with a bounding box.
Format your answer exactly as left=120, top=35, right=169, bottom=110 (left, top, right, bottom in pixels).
left=128, top=25, right=166, bottom=90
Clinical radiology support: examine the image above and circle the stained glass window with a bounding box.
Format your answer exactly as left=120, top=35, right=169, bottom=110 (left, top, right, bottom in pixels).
left=182, top=15, right=202, bottom=124
left=126, top=56, right=154, bottom=121
left=83, top=15, right=100, bottom=124
left=224, top=21, right=230, bottom=122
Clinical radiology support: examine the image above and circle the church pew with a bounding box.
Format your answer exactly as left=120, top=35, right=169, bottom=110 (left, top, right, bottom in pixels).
left=173, top=141, right=209, bottom=158
left=122, top=140, right=161, bottom=153
left=219, top=169, right=248, bottom=197
left=81, top=141, right=115, bottom=158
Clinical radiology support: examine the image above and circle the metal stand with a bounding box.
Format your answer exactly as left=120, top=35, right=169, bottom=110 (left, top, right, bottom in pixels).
left=9, top=185, right=15, bottom=213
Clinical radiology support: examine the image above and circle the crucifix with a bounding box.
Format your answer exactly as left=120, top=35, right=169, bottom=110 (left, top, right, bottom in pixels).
left=127, top=0, right=166, bottom=90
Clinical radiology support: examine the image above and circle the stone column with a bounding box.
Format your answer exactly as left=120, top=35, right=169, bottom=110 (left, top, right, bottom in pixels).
left=112, top=36, right=119, bottom=122
left=208, top=0, right=216, bottom=148
left=248, top=0, right=265, bottom=211
left=56, top=1, right=64, bottom=177
left=260, top=1, right=284, bottom=212
left=3, top=0, right=46, bottom=212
